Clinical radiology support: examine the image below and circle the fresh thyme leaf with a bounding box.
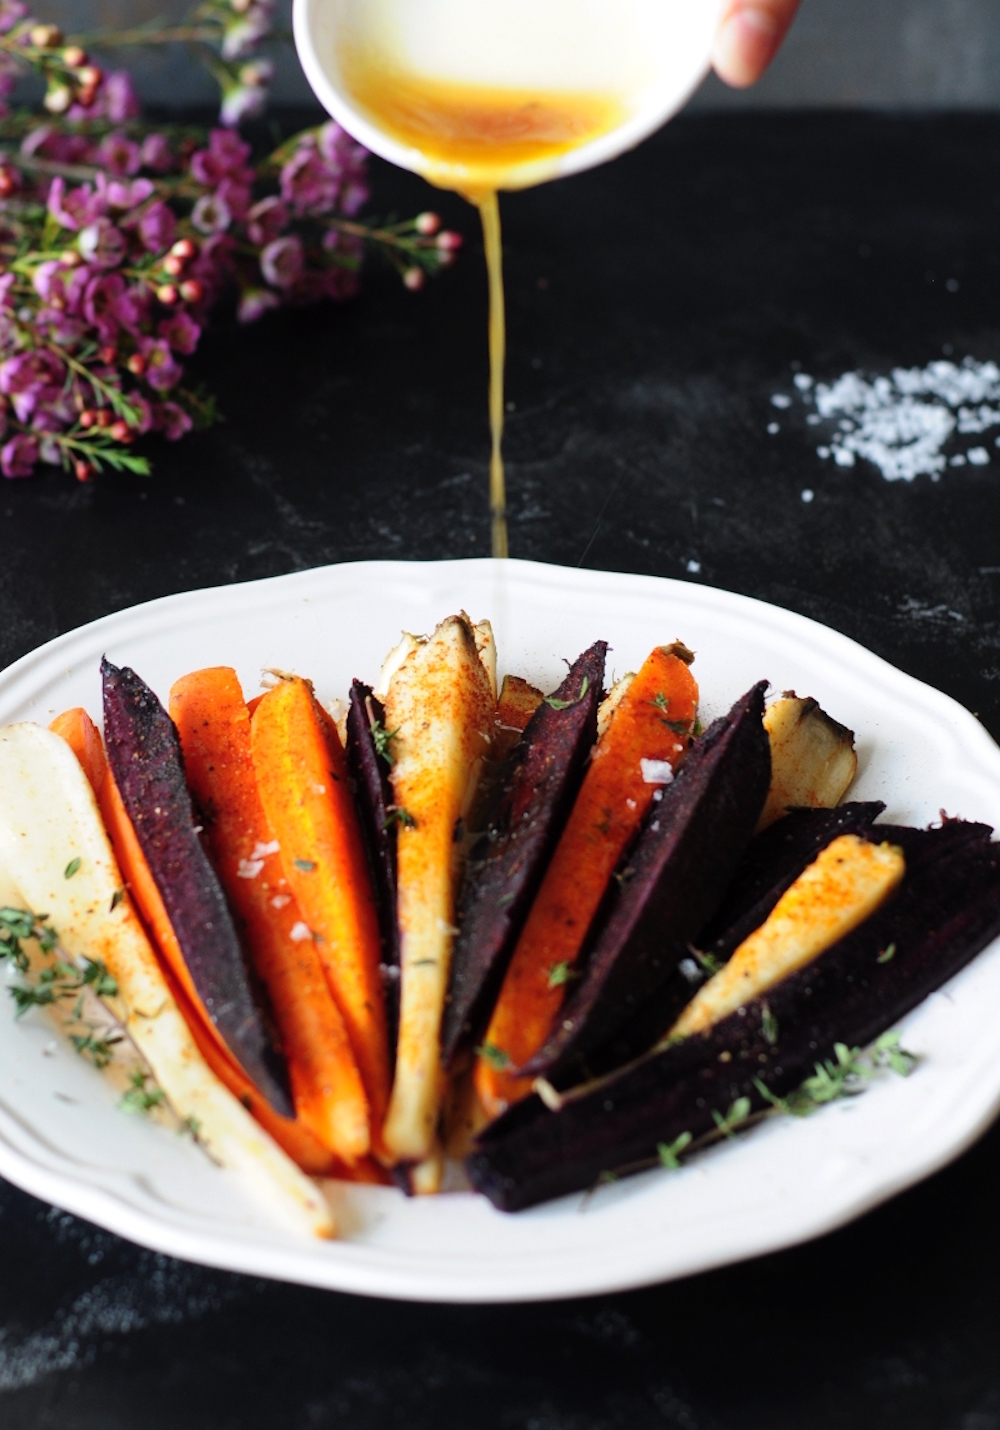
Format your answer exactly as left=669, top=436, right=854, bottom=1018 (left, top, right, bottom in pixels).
left=293, top=858, right=317, bottom=872
left=181, top=1115, right=202, bottom=1141
left=81, top=959, right=118, bottom=998
left=476, top=1041, right=511, bottom=1070
left=650, top=692, right=669, bottom=711
left=547, top=961, right=575, bottom=989
left=712, top=1096, right=752, bottom=1138
left=873, top=1030, right=919, bottom=1077
left=692, top=717, right=704, bottom=738
left=370, top=719, right=399, bottom=767
left=660, top=718, right=693, bottom=735
left=63, top=857, right=81, bottom=879
left=110, top=887, right=126, bottom=912
left=384, top=807, right=417, bottom=830
left=70, top=1027, right=122, bottom=1069
left=544, top=675, right=590, bottom=711
left=656, top=1131, right=693, bottom=1169
left=119, top=1070, right=166, bottom=1115
left=877, top=942, right=897, bottom=964
left=761, top=1002, right=779, bottom=1046
left=693, top=948, right=721, bottom=976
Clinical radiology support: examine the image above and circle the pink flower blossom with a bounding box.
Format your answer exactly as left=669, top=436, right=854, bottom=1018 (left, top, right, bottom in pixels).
left=127, top=392, right=154, bottom=434
left=0, top=273, right=15, bottom=308
left=237, top=287, right=280, bottom=323
left=69, top=71, right=140, bottom=124
left=138, top=201, right=177, bottom=252
left=189, top=129, right=253, bottom=187
left=192, top=191, right=232, bottom=235
left=154, top=401, right=192, bottom=440
left=78, top=218, right=127, bottom=269
left=1, top=434, right=39, bottom=479
left=83, top=272, right=128, bottom=343
left=107, top=177, right=155, bottom=211
left=0, top=351, right=65, bottom=422
left=47, top=176, right=108, bottom=232
left=247, top=196, right=288, bottom=246
left=187, top=235, right=234, bottom=308
left=157, top=311, right=200, bottom=355
left=260, top=235, right=304, bottom=290
left=140, top=134, right=174, bottom=173
left=216, top=177, right=251, bottom=221
left=221, top=0, right=275, bottom=60
left=137, top=336, right=182, bottom=392
left=96, top=132, right=142, bottom=178
left=0, top=0, right=26, bottom=35
left=279, top=124, right=370, bottom=218
left=22, top=126, right=92, bottom=166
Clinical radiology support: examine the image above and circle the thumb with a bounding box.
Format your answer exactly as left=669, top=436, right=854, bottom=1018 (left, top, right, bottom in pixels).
left=712, top=0, right=802, bottom=88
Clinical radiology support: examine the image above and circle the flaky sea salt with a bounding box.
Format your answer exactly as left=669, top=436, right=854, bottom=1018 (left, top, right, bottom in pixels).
left=783, top=358, right=1000, bottom=481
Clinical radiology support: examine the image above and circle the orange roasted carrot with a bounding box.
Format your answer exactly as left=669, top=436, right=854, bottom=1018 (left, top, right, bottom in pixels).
left=476, top=645, right=699, bottom=1115
left=250, top=678, right=391, bottom=1149
left=48, top=705, right=343, bottom=1176
left=169, top=667, right=371, bottom=1164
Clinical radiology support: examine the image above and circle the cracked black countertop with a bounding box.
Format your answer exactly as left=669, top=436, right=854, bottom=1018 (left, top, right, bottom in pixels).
left=2, top=111, right=1000, bottom=1428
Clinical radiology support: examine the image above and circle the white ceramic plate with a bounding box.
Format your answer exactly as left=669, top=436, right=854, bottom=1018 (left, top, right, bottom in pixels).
left=1, top=557, right=999, bottom=1304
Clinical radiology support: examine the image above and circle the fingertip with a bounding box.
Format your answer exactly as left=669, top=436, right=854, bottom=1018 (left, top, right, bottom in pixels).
left=712, top=6, right=784, bottom=88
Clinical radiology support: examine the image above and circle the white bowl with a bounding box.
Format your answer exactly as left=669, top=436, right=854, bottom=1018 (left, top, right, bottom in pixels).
left=293, top=0, right=724, bottom=191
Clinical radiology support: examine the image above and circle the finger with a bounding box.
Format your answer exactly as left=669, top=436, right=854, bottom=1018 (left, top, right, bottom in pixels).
left=712, top=0, right=802, bottom=88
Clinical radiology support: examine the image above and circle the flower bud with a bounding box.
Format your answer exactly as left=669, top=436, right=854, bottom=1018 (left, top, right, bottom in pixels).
left=29, top=23, right=62, bottom=47
left=156, top=283, right=179, bottom=306
left=403, top=267, right=425, bottom=292
left=110, top=420, right=132, bottom=443
left=436, top=230, right=463, bottom=252
left=179, top=278, right=204, bottom=304
left=75, top=85, right=98, bottom=109
left=126, top=353, right=146, bottom=377
left=170, top=238, right=197, bottom=261
left=163, top=254, right=185, bottom=277
left=59, top=249, right=81, bottom=266
left=0, top=167, right=17, bottom=199
left=62, top=45, right=87, bottom=67
left=415, top=212, right=441, bottom=236
left=79, top=409, right=98, bottom=429
left=43, top=83, right=72, bottom=114
left=76, top=65, right=102, bottom=87
left=74, top=460, right=95, bottom=483
left=96, top=409, right=112, bottom=428
left=98, top=345, right=116, bottom=364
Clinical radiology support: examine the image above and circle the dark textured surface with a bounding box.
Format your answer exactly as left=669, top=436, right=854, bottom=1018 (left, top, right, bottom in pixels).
left=2, top=111, right=1000, bottom=1425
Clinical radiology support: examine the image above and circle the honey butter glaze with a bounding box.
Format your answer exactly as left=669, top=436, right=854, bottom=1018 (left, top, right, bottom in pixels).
left=339, top=51, right=626, bottom=557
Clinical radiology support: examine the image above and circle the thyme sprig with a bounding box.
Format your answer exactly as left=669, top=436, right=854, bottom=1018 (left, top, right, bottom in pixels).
left=544, top=676, right=590, bottom=711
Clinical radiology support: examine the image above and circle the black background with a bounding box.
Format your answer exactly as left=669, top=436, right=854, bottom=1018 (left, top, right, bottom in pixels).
left=2, top=112, right=1000, bottom=1427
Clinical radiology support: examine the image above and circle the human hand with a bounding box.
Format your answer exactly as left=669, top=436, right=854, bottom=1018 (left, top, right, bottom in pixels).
left=712, top=0, right=802, bottom=87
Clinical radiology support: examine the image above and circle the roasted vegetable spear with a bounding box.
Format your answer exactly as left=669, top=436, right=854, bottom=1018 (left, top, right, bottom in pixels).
left=381, top=614, right=496, bottom=1166
left=468, top=821, right=1000, bottom=1212
left=442, top=640, right=608, bottom=1069
left=758, top=693, right=858, bottom=830
left=102, top=659, right=294, bottom=1118
left=523, top=681, right=771, bottom=1083
left=473, top=643, right=698, bottom=1115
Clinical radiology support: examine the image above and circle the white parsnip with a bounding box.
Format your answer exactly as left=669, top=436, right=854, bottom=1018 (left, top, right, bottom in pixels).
left=0, top=723, right=335, bottom=1239
left=668, top=834, right=905, bottom=1041
left=758, top=692, right=859, bottom=830
left=382, top=615, right=495, bottom=1164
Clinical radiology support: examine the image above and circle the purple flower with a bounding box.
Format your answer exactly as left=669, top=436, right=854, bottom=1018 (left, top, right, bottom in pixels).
left=221, top=0, right=275, bottom=60
left=140, top=134, right=174, bottom=173
left=23, top=126, right=92, bottom=166
left=237, top=287, right=281, bottom=324
left=128, top=392, right=154, bottom=434
left=0, top=272, right=15, bottom=308
left=158, top=311, right=201, bottom=355
left=36, top=307, right=87, bottom=346
left=137, top=337, right=182, bottom=392
left=191, top=192, right=232, bottom=235
left=154, top=401, right=192, bottom=440
left=47, top=176, right=109, bottom=232
left=187, top=235, right=234, bottom=308
left=0, top=0, right=27, bottom=35
left=278, top=124, right=370, bottom=218
left=107, top=177, right=155, bottom=211
left=247, top=197, right=289, bottom=247
left=138, top=200, right=177, bottom=253
left=69, top=71, right=140, bottom=124
left=78, top=218, right=127, bottom=270
left=1, top=434, right=38, bottom=479
left=260, top=235, right=304, bottom=290
left=83, top=272, right=128, bottom=343
left=216, top=177, right=251, bottom=222
left=30, top=390, right=75, bottom=432
left=0, top=352, right=65, bottom=422
left=189, top=129, right=253, bottom=187
left=96, top=131, right=142, bottom=177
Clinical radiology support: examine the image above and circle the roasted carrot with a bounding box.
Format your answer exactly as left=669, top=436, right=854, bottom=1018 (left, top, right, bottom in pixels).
left=49, top=706, right=341, bottom=1176
left=170, top=667, right=371, bottom=1164
left=250, top=677, right=391, bottom=1150
left=475, top=644, right=700, bottom=1116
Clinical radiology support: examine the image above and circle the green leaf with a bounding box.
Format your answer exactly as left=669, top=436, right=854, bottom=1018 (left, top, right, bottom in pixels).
left=877, top=942, right=897, bottom=964
left=293, top=858, right=317, bottom=872
left=547, top=961, right=575, bottom=989
left=119, top=1070, right=166, bottom=1115
left=64, top=856, right=81, bottom=879
left=656, top=1131, right=693, bottom=1170
left=712, top=1096, right=752, bottom=1138
left=384, top=807, right=417, bottom=830
left=761, top=1002, right=778, bottom=1046
left=544, top=675, right=590, bottom=711
left=370, top=719, right=399, bottom=767
left=476, top=1041, right=510, bottom=1071
left=110, top=887, right=125, bottom=911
